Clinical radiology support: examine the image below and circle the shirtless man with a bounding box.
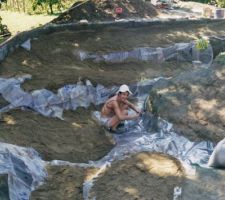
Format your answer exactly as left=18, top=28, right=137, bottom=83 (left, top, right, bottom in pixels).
left=101, top=84, right=141, bottom=131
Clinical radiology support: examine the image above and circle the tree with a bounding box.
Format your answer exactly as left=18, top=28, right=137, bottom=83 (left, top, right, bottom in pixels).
left=32, top=0, right=63, bottom=14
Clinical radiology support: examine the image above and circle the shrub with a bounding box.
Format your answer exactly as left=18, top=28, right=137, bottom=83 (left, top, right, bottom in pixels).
left=216, top=0, right=225, bottom=7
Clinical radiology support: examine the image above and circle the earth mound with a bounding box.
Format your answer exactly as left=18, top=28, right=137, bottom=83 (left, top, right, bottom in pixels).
left=52, top=0, right=158, bottom=24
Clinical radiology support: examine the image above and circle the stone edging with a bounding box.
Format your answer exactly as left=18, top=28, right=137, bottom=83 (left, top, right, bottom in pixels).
left=0, top=18, right=224, bottom=62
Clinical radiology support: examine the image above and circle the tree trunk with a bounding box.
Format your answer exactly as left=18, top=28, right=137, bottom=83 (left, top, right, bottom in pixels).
left=49, top=3, right=53, bottom=14
left=16, top=0, right=20, bottom=11
left=23, top=0, right=26, bottom=12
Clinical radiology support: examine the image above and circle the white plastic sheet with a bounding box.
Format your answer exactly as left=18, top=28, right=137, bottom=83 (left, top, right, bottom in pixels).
left=77, top=42, right=200, bottom=63
left=20, top=39, right=31, bottom=51
left=208, top=138, right=225, bottom=168
left=0, top=77, right=117, bottom=119
left=0, top=143, right=46, bottom=200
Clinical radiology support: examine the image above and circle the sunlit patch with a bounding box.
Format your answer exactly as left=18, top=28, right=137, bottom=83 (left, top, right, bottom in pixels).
left=73, top=43, right=79, bottom=47
left=158, top=88, right=170, bottom=94
left=195, top=98, right=217, bottom=111
left=96, top=37, right=101, bottom=41
left=190, top=85, right=201, bottom=93
left=218, top=107, right=225, bottom=122
left=22, top=59, right=28, bottom=65
left=85, top=167, right=106, bottom=182
left=123, top=187, right=139, bottom=197
left=72, top=122, right=82, bottom=128
left=98, top=68, right=104, bottom=72
left=3, top=115, right=16, bottom=125
left=167, top=96, right=181, bottom=106
left=136, top=153, right=183, bottom=177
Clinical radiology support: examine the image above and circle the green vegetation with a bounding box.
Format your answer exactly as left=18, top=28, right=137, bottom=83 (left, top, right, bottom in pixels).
left=32, top=0, right=64, bottom=14
left=216, top=0, right=225, bottom=7
left=195, top=38, right=209, bottom=51
left=215, top=52, right=225, bottom=64
left=1, top=0, right=77, bottom=14
left=0, top=16, right=10, bottom=38
left=191, top=0, right=212, bottom=4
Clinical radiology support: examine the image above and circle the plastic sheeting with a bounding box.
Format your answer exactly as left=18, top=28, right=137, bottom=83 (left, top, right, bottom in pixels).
left=86, top=111, right=214, bottom=200
left=20, top=39, right=31, bottom=51
left=77, top=42, right=204, bottom=63
left=0, top=77, right=117, bottom=119
left=208, top=137, right=225, bottom=168
left=92, top=112, right=213, bottom=167
left=0, top=142, right=46, bottom=200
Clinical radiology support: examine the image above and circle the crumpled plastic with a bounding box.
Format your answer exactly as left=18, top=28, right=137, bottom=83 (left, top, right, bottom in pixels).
left=77, top=42, right=214, bottom=68
left=0, top=142, right=47, bottom=200
left=0, top=77, right=117, bottom=119
left=88, top=111, right=214, bottom=200
left=77, top=42, right=196, bottom=63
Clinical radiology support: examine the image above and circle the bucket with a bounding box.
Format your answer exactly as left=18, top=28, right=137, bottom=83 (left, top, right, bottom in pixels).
left=214, top=9, right=224, bottom=19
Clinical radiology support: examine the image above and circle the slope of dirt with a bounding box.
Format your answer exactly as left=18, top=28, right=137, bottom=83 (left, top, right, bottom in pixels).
left=89, top=152, right=184, bottom=200
left=148, top=62, right=225, bottom=143
left=52, top=0, right=158, bottom=24
left=31, top=165, right=85, bottom=200
left=0, top=108, right=114, bottom=163
left=1, top=21, right=225, bottom=92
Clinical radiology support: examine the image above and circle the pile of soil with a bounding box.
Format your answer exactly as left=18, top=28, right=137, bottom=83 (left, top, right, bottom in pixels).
left=89, top=152, right=184, bottom=200
left=148, top=62, right=225, bottom=143
left=31, top=165, right=85, bottom=200
left=0, top=108, right=114, bottom=163
left=52, top=0, right=158, bottom=24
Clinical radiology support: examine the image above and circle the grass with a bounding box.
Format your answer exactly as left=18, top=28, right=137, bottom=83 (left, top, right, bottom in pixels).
left=0, top=11, right=57, bottom=35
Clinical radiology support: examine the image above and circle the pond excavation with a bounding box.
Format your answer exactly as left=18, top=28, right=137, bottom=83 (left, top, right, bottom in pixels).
left=1, top=20, right=225, bottom=199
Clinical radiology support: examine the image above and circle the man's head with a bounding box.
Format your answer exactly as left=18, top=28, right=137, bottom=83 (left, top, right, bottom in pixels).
left=117, top=84, right=133, bottom=97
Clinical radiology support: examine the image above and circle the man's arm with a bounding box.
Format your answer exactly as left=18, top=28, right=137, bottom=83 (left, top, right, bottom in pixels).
left=113, top=101, right=139, bottom=120
left=125, top=100, right=141, bottom=114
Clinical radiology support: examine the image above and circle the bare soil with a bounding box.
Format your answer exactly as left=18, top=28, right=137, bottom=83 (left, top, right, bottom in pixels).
left=31, top=165, right=85, bottom=200
left=89, top=152, right=184, bottom=200
left=0, top=107, right=114, bottom=163
left=52, top=0, right=158, bottom=24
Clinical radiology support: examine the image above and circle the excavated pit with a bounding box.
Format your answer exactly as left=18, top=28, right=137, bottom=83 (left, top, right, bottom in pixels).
left=1, top=20, right=225, bottom=199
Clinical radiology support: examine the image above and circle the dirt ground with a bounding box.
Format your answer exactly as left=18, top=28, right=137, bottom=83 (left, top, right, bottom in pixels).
left=0, top=107, right=114, bottom=163
left=31, top=165, right=86, bottom=200
left=89, top=152, right=184, bottom=200
left=1, top=1, right=225, bottom=199
left=52, top=0, right=158, bottom=24
left=2, top=21, right=225, bottom=92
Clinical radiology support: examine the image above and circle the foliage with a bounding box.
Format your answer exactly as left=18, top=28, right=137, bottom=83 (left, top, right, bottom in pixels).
left=190, top=0, right=212, bottom=4
left=0, top=16, right=10, bottom=37
left=32, top=0, right=63, bottom=14
left=1, top=0, right=75, bottom=14
left=216, top=0, right=225, bottom=7
left=195, top=38, right=209, bottom=51
left=215, top=52, right=225, bottom=64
